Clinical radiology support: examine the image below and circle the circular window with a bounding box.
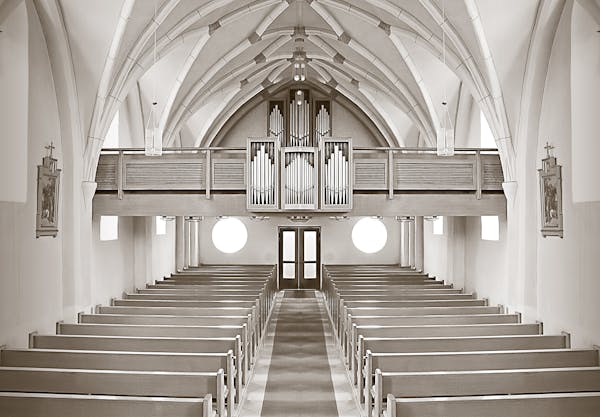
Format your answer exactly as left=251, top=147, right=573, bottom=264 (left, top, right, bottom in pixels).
left=352, top=217, right=387, bottom=254
left=212, top=217, right=248, bottom=254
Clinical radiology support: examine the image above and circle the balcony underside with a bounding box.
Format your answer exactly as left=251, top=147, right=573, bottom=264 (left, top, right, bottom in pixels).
left=93, top=191, right=506, bottom=217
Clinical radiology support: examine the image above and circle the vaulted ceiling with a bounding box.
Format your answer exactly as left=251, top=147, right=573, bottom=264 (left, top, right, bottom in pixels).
left=49, top=0, right=598, bottom=182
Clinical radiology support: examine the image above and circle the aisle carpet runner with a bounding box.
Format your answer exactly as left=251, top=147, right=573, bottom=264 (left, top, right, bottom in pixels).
left=260, top=290, right=339, bottom=416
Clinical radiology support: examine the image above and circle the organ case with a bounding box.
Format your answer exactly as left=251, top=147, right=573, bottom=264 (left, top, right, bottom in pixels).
left=320, top=138, right=352, bottom=211
left=247, top=138, right=279, bottom=210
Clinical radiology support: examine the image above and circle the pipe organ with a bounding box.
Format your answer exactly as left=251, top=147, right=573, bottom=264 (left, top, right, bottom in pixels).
left=315, top=101, right=331, bottom=143
left=283, top=148, right=317, bottom=210
left=246, top=92, right=352, bottom=211
left=268, top=102, right=284, bottom=143
left=321, top=139, right=352, bottom=210
left=288, top=90, right=312, bottom=146
left=247, top=139, right=278, bottom=210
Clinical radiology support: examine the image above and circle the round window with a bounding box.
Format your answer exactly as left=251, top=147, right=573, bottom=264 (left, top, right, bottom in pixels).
left=351, top=217, right=387, bottom=254
left=212, top=217, right=248, bottom=253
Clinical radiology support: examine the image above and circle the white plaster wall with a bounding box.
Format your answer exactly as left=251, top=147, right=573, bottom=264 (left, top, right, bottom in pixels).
left=92, top=216, right=177, bottom=303
left=0, top=4, right=64, bottom=348
left=423, top=217, right=466, bottom=288
left=423, top=5, right=600, bottom=349
left=198, top=216, right=400, bottom=265
left=91, top=216, right=135, bottom=304
left=570, top=1, right=600, bottom=203
left=534, top=6, right=600, bottom=347
left=463, top=215, right=508, bottom=305
left=0, top=2, right=28, bottom=202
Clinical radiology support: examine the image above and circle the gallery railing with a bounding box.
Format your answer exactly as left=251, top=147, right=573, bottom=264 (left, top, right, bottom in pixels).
left=95, top=146, right=503, bottom=208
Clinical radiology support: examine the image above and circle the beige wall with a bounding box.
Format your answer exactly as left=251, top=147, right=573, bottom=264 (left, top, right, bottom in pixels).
left=198, top=216, right=401, bottom=266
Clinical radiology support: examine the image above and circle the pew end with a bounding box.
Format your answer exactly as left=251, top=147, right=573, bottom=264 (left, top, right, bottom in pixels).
left=562, top=331, right=572, bottom=348
left=27, top=332, right=37, bottom=349
left=384, top=393, right=396, bottom=417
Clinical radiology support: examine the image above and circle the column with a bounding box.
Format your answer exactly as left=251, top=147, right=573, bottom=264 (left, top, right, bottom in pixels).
left=175, top=216, right=185, bottom=272
left=189, top=217, right=200, bottom=268
left=400, top=218, right=410, bottom=267
left=414, top=216, right=424, bottom=272
left=183, top=218, right=190, bottom=269
left=408, top=217, right=416, bottom=268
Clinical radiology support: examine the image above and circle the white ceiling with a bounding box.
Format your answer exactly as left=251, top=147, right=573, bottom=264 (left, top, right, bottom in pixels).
left=55, top=0, right=553, bottom=149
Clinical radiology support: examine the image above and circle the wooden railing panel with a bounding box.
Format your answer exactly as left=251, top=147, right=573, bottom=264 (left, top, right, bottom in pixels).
left=123, top=154, right=205, bottom=190
left=393, top=155, right=476, bottom=191
left=353, top=158, right=388, bottom=190
left=96, top=154, right=118, bottom=190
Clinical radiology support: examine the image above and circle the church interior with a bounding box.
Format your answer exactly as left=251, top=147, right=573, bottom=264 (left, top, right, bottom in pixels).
left=1, top=0, right=599, bottom=415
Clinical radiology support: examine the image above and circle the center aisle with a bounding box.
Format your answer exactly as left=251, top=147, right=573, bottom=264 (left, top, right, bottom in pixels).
left=239, top=290, right=360, bottom=417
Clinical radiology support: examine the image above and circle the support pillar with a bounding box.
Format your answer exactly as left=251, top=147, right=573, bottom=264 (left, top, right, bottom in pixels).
left=187, top=217, right=201, bottom=268
left=175, top=216, right=185, bottom=272
left=184, top=218, right=190, bottom=269
left=400, top=217, right=411, bottom=267
left=414, top=216, right=424, bottom=272
left=408, top=217, right=416, bottom=268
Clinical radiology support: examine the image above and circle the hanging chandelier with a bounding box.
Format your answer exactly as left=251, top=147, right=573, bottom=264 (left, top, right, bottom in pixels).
left=292, top=48, right=306, bottom=82
left=437, top=0, right=455, bottom=156
left=145, top=0, right=162, bottom=156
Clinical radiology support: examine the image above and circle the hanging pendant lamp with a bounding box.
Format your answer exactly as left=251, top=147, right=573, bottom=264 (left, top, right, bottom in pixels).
left=437, top=0, right=455, bottom=156
left=145, top=1, right=162, bottom=156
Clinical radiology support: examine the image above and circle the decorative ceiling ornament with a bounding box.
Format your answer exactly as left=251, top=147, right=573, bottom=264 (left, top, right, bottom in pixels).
left=145, top=0, right=162, bottom=156
left=437, top=0, right=455, bottom=157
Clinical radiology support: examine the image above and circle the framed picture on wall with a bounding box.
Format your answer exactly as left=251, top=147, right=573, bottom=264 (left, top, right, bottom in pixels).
left=36, top=143, right=61, bottom=238
left=538, top=144, right=563, bottom=238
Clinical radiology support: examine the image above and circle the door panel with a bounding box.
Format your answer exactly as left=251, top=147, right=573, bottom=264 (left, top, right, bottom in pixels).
left=278, top=227, right=320, bottom=289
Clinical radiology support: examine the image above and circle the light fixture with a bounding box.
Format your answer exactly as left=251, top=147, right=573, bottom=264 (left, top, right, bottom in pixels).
left=145, top=0, right=162, bottom=156
left=437, top=0, right=455, bottom=157
left=424, top=215, right=439, bottom=222
left=329, top=215, right=349, bottom=221
left=160, top=215, right=176, bottom=221
left=288, top=215, right=311, bottom=222
left=250, top=215, right=270, bottom=221
left=292, top=48, right=307, bottom=83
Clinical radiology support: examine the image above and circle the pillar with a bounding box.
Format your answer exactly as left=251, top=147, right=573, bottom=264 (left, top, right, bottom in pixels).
left=414, top=216, right=424, bottom=272
left=188, top=217, right=200, bottom=268
left=408, top=217, right=416, bottom=268
left=184, top=218, right=190, bottom=269
left=175, top=216, right=184, bottom=272
left=400, top=218, right=411, bottom=267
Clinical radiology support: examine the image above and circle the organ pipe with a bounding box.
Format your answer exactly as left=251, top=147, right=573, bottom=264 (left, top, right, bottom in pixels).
left=248, top=139, right=277, bottom=208
left=323, top=140, right=350, bottom=207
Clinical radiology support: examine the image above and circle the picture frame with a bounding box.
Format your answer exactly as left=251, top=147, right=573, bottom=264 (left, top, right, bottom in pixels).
left=538, top=150, right=563, bottom=238
left=36, top=148, right=61, bottom=238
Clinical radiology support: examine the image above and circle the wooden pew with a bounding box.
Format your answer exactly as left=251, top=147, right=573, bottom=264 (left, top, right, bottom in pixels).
left=0, top=367, right=230, bottom=417
left=124, top=293, right=260, bottom=300
left=362, top=348, right=600, bottom=412
left=112, top=299, right=257, bottom=308
left=0, top=392, right=213, bottom=417
left=384, top=392, right=600, bottom=417
left=29, top=333, right=244, bottom=401
left=337, top=293, right=476, bottom=300
left=371, top=366, right=600, bottom=416
left=355, top=334, right=567, bottom=392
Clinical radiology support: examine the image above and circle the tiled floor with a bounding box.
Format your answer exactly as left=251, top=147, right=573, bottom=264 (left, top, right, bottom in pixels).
left=238, top=291, right=361, bottom=417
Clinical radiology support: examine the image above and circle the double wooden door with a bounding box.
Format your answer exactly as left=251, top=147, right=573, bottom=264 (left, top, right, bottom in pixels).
left=278, top=227, right=320, bottom=289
